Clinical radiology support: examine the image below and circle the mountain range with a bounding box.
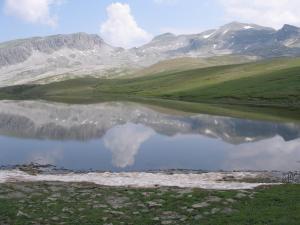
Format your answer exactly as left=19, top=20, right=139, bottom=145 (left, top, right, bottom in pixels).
left=1, top=22, right=300, bottom=86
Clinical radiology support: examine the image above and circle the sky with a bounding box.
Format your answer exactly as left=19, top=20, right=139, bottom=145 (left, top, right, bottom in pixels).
left=1, top=0, right=300, bottom=48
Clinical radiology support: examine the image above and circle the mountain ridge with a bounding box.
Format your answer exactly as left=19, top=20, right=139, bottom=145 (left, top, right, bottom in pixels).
left=1, top=22, right=300, bottom=87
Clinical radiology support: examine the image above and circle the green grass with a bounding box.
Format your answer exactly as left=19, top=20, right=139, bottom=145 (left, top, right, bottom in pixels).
left=206, top=185, right=300, bottom=225
left=0, top=182, right=299, bottom=225
left=1, top=57, right=300, bottom=121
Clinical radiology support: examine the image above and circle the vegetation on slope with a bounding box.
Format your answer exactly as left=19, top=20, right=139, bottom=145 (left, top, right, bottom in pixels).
left=127, top=55, right=255, bottom=78
left=0, top=57, right=300, bottom=120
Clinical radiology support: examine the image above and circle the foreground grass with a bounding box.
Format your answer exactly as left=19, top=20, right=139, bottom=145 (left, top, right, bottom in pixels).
left=0, top=183, right=299, bottom=225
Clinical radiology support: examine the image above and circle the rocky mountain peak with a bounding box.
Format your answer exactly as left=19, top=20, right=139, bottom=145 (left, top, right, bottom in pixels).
left=221, top=21, right=249, bottom=29
left=280, top=24, right=300, bottom=33
left=151, top=33, right=176, bottom=42
left=0, top=32, right=110, bottom=67
left=28, top=32, right=106, bottom=51
left=276, top=24, right=300, bottom=42
left=220, top=21, right=273, bottom=32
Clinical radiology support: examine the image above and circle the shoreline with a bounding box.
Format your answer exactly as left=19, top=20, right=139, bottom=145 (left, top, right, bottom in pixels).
left=1, top=163, right=299, bottom=190
left=1, top=169, right=295, bottom=190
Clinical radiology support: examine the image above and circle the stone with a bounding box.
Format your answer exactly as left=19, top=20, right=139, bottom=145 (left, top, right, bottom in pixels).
left=192, top=202, right=209, bottom=208
left=211, top=208, right=220, bottom=214
left=236, top=192, right=247, bottom=198
left=207, top=196, right=222, bottom=202
left=17, top=210, right=30, bottom=218
left=226, top=198, right=236, bottom=203
left=222, top=207, right=236, bottom=214
left=147, top=201, right=162, bottom=207
left=93, top=204, right=108, bottom=209
left=109, top=210, right=125, bottom=215
left=194, top=215, right=203, bottom=220
left=51, top=217, right=60, bottom=221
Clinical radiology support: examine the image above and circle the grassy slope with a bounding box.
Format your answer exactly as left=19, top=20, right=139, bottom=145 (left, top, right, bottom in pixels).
left=0, top=57, right=300, bottom=120
left=128, top=55, right=255, bottom=78
left=103, top=57, right=300, bottom=107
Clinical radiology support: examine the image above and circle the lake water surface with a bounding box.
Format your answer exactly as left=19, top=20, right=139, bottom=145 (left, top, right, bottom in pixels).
left=0, top=100, right=299, bottom=172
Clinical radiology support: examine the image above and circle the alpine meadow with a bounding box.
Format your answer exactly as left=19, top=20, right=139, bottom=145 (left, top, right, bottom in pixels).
left=0, top=1, right=299, bottom=225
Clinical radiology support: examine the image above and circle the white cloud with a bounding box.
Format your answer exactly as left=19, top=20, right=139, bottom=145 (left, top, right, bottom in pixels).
left=220, top=0, right=300, bottom=29
left=4, top=0, right=62, bottom=27
left=100, top=2, right=152, bottom=48
left=103, top=123, right=154, bottom=168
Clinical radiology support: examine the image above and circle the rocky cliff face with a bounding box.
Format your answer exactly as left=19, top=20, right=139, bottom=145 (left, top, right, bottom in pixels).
left=0, top=33, right=110, bottom=67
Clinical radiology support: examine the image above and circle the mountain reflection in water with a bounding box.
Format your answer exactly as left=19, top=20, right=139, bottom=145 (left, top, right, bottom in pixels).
left=0, top=100, right=299, bottom=171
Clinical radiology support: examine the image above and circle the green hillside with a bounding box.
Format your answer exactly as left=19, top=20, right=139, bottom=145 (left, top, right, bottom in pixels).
left=1, top=57, right=300, bottom=120
left=127, top=55, right=255, bottom=78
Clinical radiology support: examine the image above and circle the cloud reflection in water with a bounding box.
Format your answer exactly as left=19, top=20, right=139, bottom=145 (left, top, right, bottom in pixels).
left=103, top=123, right=154, bottom=168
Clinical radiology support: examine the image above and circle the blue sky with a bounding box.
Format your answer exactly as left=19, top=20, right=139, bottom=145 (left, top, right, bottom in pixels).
left=1, top=0, right=300, bottom=47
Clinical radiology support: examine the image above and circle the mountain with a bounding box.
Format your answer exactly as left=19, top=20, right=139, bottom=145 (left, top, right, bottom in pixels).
left=140, top=22, right=299, bottom=58
left=0, top=32, right=110, bottom=67
left=0, top=33, right=139, bottom=86
left=275, top=24, right=300, bottom=47
left=1, top=22, right=300, bottom=87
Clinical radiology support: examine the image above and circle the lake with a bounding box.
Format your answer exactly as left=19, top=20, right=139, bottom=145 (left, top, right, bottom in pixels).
left=0, top=100, right=299, bottom=172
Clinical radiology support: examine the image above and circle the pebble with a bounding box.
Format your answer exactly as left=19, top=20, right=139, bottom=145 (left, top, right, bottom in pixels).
left=192, top=202, right=209, bottom=208
left=17, top=210, right=30, bottom=218
left=236, top=192, right=247, bottom=198
left=194, top=215, right=203, bottom=220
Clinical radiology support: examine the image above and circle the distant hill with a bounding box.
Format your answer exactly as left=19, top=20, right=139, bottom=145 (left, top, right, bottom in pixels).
left=130, top=55, right=255, bottom=78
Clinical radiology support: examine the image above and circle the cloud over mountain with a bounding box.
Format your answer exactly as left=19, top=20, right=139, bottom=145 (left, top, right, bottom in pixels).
left=220, top=0, right=300, bottom=28
left=4, top=0, right=62, bottom=27
left=100, top=2, right=152, bottom=48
